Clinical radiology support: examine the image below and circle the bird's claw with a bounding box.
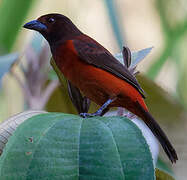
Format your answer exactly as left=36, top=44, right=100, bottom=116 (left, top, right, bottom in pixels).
left=80, top=113, right=96, bottom=118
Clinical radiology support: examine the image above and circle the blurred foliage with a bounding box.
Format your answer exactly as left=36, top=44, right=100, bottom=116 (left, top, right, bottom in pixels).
left=156, top=158, right=175, bottom=180
left=0, top=0, right=36, bottom=53
left=0, top=0, right=37, bottom=121
left=104, top=0, right=125, bottom=49
left=147, top=0, right=187, bottom=79
left=156, top=158, right=174, bottom=176
left=0, top=53, right=18, bottom=85
left=46, top=84, right=77, bottom=114
left=10, top=39, right=59, bottom=110
left=156, top=168, right=175, bottom=180
left=176, top=35, right=187, bottom=107
left=145, top=0, right=187, bottom=110
left=137, top=74, right=184, bottom=124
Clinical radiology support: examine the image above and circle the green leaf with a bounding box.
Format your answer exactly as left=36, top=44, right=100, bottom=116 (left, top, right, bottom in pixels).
left=0, top=53, right=19, bottom=86
left=156, top=158, right=173, bottom=176
left=115, top=47, right=153, bottom=68
left=155, top=168, right=175, bottom=180
left=0, top=0, right=36, bottom=53
left=0, top=110, right=46, bottom=155
left=131, top=47, right=153, bottom=68
left=0, top=113, right=154, bottom=179
left=146, top=44, right=174, bottom=80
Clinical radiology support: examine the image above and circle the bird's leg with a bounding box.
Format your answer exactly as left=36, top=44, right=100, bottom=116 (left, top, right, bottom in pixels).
left=80, top=98, right=115, bottom=118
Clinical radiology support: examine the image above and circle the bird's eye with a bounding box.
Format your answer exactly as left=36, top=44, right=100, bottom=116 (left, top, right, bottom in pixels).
left=47, top=18, right=55, bottom=23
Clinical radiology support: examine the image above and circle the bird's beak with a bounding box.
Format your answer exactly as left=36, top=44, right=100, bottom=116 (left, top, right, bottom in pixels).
left=23, top=20, right=47, bottom=31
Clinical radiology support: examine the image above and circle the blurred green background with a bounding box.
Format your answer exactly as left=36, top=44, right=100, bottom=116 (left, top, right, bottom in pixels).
left=0, top=0, right=187, bottom=179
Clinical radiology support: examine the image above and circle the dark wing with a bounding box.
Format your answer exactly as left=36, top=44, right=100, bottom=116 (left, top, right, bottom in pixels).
left=73, top=37, right=145, bottom=98
left=67, top=80, right=90, bottom=114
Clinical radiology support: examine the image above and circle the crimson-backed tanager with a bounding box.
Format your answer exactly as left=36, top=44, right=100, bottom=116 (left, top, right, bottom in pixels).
left=24, top=13, right=178, bottom=163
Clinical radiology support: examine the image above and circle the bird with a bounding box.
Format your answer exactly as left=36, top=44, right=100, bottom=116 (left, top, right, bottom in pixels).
left=23, top=13, right=178, bottom=163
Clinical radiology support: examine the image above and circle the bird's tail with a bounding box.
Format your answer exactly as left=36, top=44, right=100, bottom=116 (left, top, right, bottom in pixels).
left=135, top=101, right=178, bottom=163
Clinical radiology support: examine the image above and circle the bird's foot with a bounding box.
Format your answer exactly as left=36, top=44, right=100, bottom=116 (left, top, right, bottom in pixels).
left=80, top=98, right=116, bottom=118
left=80, top=112, right=99, bottom=118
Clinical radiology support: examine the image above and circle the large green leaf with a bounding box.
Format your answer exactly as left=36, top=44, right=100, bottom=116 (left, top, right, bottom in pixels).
left=0, top=110, right=46, bottom=155
left=0, top=113, right=154, bottom=180
left=0, top=0, right=36, bottom=53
